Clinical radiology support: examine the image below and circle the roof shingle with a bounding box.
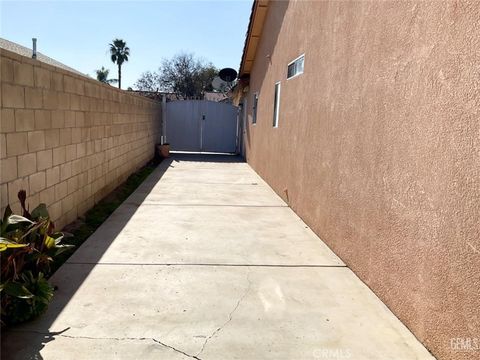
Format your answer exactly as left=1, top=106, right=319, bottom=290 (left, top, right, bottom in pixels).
left=0, top=37, right=86, bottom=76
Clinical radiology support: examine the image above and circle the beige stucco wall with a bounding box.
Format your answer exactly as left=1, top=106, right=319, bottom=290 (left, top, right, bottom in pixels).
left=0, top=48, right=162, bottom=228
left=243, top=1, right=479, bottom=359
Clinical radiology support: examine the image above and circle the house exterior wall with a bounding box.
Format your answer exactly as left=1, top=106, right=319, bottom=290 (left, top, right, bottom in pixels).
left=0, top=48, right=162, bottom=229
left=243, top=1, right=479, bottom=359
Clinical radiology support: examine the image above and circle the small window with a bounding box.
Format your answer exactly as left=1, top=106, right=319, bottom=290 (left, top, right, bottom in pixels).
left=287, top=54, right=304, bottom=79
left=273, top=82, right=281, bottom=127
left=252, top=93, right=258, bottom=124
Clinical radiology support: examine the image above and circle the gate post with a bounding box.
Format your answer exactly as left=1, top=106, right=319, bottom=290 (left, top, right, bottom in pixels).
left=161, top=94, right=167, bottom=144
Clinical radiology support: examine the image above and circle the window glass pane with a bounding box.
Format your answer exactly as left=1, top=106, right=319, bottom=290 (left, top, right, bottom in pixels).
left=287, top=55, right=304, bottom=79
left=273, top=83, right=280, bottom=127
left=287, top=63, right=296, bottom=78
left=252, top=94, right=258, bottom=124
left=297, top=56, right=304, bottom=74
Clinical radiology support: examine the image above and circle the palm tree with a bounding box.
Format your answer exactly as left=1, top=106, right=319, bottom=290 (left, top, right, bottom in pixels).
left=95, top=66, right=117, bottom=85
left=109, top=39, right=130, bottom=89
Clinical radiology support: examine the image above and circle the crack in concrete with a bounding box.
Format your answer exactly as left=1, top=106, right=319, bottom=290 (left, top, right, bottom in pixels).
left=150, top=338, right=202, bottom=359
left=11, top=271, right=255, bottom=359
left=196, top=270, right=252, bottom=357
left=10, top=330, right=201, bottom=360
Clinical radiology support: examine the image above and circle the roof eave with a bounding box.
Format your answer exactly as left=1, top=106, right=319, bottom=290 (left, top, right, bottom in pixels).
left=238, top=0, right=269, bottom=78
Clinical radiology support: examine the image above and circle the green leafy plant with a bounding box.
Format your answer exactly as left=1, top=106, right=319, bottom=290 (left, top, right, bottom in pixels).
left=2, top=272, right=53, bottom=324
left=0, top=191, right=73, bottom=326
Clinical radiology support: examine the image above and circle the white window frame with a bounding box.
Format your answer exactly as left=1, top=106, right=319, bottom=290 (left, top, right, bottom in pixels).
left=287, top=53, right=305, bottom=80
left=252, top=92, right=258, bottom=125
left=273, top=82, right=281, bottom=128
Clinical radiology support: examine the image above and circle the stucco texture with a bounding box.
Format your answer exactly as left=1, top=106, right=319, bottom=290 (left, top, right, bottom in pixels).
left=243, top=1, right=480, bottom=359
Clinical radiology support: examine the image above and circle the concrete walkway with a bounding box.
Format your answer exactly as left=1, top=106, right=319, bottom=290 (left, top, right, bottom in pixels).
left=3, top=154, right=434, bottom=360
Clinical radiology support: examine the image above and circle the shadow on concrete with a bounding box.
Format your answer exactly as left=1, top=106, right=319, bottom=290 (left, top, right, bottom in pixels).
left=170, top=152, right=245, bottom=163
left=1, top=158, right=178, bottom=360
left=1, top=153, right=248, bottom=359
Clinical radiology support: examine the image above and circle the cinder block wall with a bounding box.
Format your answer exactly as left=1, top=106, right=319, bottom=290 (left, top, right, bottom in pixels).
left=0, top=48, right=162, bottom=228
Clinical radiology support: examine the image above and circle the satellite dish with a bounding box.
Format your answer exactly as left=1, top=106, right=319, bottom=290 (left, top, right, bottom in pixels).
left=212, top=76, right=228, bottom=91
left=219, top=68, right=238, bottom=82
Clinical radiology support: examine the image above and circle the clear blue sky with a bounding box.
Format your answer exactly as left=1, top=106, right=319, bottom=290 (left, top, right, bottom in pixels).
left=0, top=0, right=252, bottom=89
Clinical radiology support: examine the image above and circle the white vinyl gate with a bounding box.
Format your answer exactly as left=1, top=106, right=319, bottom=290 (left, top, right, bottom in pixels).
left=165, top=100, right=239, bottom=153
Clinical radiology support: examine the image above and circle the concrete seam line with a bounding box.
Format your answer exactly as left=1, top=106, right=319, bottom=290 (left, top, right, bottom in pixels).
left=124, top=203, right=288, bottom=208
left=150, top=182, right=261, bottom=186
left=65, top=262, right=347, bottom=268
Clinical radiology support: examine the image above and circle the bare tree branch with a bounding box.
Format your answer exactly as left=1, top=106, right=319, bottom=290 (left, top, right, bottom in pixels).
left=134, top=53, right=217, bottom=99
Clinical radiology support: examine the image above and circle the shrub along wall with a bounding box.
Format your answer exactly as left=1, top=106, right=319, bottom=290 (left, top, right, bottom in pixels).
left=0, top=48, right=162, bottom=228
